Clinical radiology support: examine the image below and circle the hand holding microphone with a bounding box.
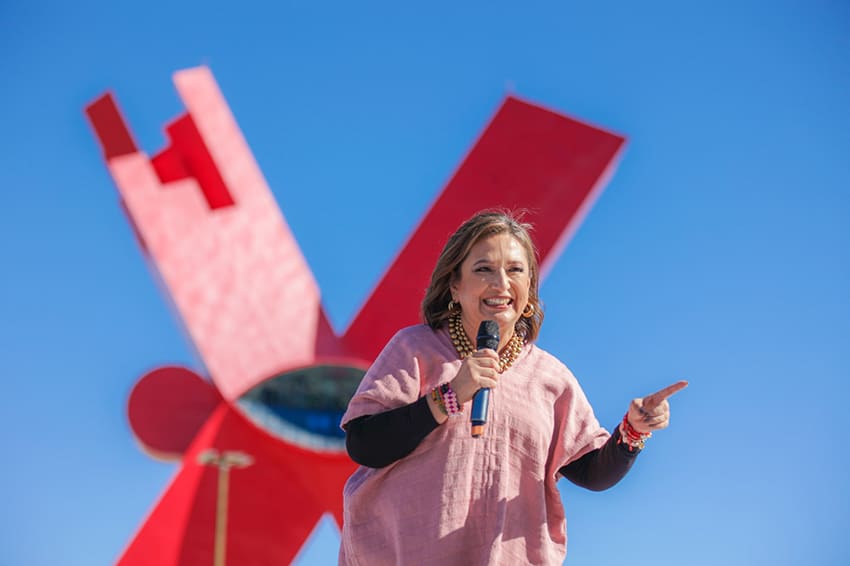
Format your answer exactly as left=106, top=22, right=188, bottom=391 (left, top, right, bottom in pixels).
left=448, top=321, right=500, bottom=431
left=471, top=320, right=499, bottom=437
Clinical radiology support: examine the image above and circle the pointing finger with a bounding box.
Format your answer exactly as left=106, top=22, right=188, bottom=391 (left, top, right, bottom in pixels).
left=643, top=380, right=688, bottom=410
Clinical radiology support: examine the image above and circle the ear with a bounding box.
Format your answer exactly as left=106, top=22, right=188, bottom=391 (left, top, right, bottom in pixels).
left=449, top=276, right=459, bottom=299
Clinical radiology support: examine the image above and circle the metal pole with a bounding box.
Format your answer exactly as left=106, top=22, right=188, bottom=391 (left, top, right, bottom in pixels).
left=214, top=463, right=229, bottom=566
left=198, top=449, right=253, bottom=566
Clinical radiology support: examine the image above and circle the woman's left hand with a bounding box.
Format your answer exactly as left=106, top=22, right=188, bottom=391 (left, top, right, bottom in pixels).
left=627, top=380, right=688, bottom=434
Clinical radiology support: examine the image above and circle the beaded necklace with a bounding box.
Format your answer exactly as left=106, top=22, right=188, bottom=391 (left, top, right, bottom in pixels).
left=448, top=313, right=524, bottom=373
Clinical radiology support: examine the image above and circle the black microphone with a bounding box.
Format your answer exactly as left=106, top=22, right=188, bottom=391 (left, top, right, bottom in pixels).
left=471, top=320, right=499, bottom=437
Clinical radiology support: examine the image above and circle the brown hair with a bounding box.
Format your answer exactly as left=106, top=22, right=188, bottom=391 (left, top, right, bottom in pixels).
left=421, top=210, right=544, bottom=342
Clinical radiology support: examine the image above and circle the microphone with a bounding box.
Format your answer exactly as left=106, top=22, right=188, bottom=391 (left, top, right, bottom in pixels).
left=471, top=320, right=499, bottom=437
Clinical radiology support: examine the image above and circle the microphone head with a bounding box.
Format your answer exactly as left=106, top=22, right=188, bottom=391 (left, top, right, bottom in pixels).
left=476, top=320, right=500, bottom=351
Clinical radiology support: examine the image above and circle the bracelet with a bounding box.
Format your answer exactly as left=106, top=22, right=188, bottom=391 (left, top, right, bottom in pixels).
left=430, top=388, right=446, bottom=415
left=617, top=413, right=652, bottom=452
left=440, top=383, right=462, bottom=416
left=431, top=383, right=463, bottom=417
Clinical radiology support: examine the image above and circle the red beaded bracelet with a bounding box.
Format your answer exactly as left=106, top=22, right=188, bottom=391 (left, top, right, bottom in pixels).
left=618, top=413, right=652, bottom=451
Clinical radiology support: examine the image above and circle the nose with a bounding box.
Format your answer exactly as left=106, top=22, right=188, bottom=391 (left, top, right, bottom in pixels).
left=490, top=269, right=510, bottom=290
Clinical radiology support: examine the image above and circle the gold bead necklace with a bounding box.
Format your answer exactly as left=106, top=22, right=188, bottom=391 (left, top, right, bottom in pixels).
left=448, top=313, right=524, bottom=373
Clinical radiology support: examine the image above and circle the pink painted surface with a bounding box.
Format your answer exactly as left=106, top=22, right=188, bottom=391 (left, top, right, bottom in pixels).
left=91, top=68, right=325, bottom=403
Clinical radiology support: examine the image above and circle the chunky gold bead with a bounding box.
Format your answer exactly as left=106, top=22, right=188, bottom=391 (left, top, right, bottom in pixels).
left=448, top=313, right=524, bottom=373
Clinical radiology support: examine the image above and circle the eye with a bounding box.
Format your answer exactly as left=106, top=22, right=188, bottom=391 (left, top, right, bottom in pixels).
left=509, top=266, right=526, bottom=273
left=474, top=266, right=492, bottom=272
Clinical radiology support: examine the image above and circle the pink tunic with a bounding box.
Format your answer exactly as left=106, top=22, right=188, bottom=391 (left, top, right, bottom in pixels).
left=339, top=325, right=609, bottom=565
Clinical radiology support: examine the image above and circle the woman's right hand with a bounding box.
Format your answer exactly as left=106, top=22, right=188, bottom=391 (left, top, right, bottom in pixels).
left=450, top=349, right=501, bottom=405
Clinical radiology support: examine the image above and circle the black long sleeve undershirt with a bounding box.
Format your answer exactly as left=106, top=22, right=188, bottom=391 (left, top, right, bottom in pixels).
left=560, top=425, right=637, bottom=491
left=345, top=396, right=639, bottom=491
left=345, top=396, right=439, bottom=468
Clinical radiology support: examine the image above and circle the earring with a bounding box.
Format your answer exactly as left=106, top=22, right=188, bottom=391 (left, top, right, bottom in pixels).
left=522, top=303, right=535, bottom=318
left=448, top=300, right=460, bottom=314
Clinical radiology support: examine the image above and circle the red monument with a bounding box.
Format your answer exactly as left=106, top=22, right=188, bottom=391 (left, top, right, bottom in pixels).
left=85, top=66, right=626, bottom=565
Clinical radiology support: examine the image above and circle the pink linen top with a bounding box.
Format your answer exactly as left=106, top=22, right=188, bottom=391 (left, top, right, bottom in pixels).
left=339, top=324, right=609, bottom=566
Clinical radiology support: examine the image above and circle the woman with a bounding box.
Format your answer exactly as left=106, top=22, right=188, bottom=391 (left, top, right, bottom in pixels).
left=339, top=211, right=686, bottom=565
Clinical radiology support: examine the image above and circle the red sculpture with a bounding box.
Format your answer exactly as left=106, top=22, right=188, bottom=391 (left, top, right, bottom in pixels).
left=85, top=66, right=625, bottom=565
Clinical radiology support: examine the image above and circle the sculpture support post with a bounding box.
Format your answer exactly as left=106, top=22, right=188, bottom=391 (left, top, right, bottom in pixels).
left=197, top=450, right=254, bottom=566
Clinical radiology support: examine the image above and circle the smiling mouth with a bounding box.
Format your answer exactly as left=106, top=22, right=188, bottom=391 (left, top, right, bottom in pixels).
left=483, top=297, right=512, bottom=307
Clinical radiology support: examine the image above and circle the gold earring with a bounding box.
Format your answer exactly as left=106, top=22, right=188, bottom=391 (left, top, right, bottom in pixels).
left=522, top=303, right=535, bottom=318
left=448, top=300, right=460, bottom=314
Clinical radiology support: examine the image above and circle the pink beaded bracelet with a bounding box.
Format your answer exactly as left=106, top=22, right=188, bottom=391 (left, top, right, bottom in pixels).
left=432, top=383, right=463, bottom=417
left=440, top=383, right=462, bottom=416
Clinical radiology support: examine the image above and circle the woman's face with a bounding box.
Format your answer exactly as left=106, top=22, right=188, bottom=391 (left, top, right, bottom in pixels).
left=450, top=232, right=531, bottom=348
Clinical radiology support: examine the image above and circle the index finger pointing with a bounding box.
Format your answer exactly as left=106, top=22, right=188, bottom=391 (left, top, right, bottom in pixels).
left=642, top=380, right=689, bottom=409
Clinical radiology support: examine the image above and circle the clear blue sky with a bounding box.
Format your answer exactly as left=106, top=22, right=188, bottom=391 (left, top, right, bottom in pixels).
left=2, top=2, right=849, bottom=565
